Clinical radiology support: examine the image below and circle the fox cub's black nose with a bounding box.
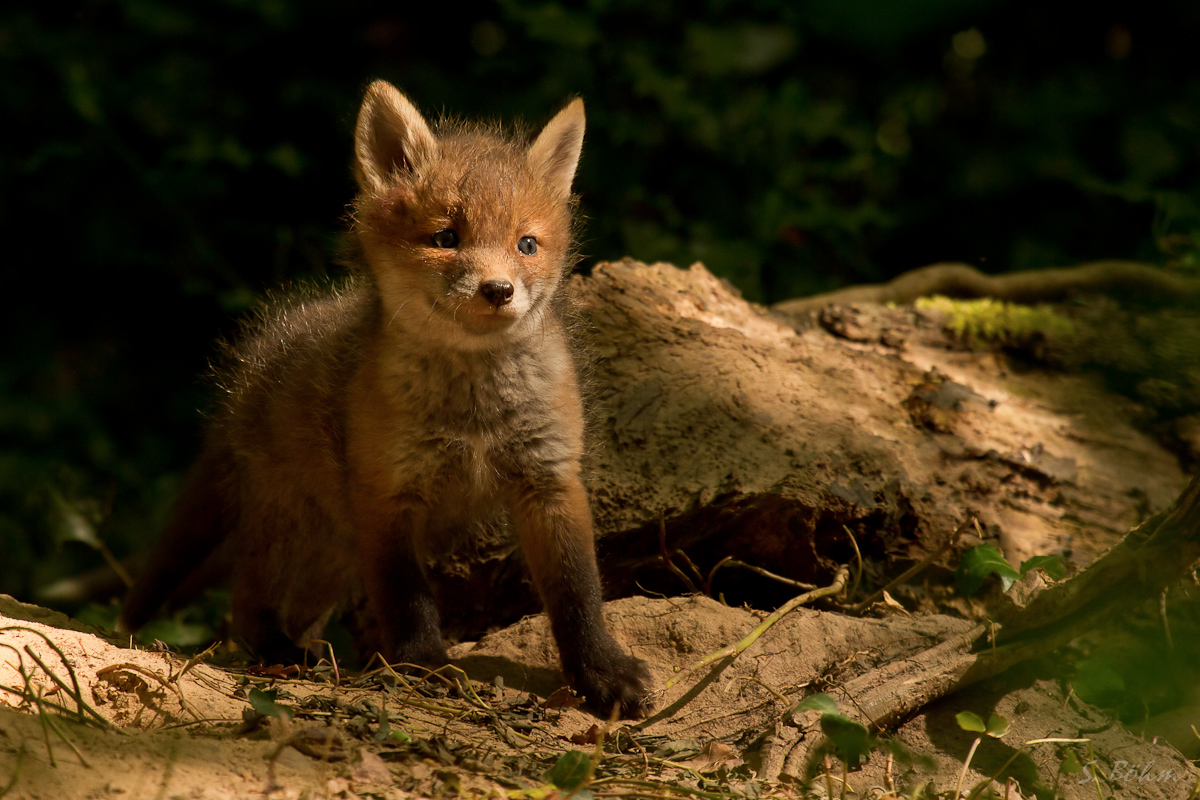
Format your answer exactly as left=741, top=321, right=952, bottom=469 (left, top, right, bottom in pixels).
left=481, top=280, right=515, bottom=307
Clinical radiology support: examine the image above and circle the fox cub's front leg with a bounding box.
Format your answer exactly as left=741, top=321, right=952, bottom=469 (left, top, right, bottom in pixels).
left=513, top=477, right=652, bottom=719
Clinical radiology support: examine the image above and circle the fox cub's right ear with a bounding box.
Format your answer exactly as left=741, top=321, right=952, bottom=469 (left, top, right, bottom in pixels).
left=529, top=98, right=585, bottom=201
left=355, top=80, right=438, bottom=194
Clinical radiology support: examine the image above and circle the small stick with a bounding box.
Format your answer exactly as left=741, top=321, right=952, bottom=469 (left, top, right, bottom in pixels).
left=964, top=738, right=1090, bottom=800
left=704, top=556, right=732, bottom=595
left=0, top=684, right=88, bottom=720
left=846, top=516, right=973, bottom=614
left=666, top=566, right=849, bottom=689
left=98, top=540, right=134, bottom=589
left=735, top=675, right=790, bottom=704
left=953, top=736, right=983, bottom=800
left=34, top=686, right=57, bottom=768
left=436, top=663, right=493, bottom=712
left=360, top=658, right=466, bottom=717
left=1160, top=587, right=1174, bottom=652
left=707, top=558, right=817, bottom=593
left=659, top=512, right=700, bottom=594
left=305, top=639, right=341, bottom=688
left=175, top=641, right=219, bottom=682
left=842, top=525, right=864, bottom=601
left=674, top=548, right=707, bottom=592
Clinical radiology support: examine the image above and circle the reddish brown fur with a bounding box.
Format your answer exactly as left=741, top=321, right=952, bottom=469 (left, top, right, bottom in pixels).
left=119, top=81, right=651, bottom=718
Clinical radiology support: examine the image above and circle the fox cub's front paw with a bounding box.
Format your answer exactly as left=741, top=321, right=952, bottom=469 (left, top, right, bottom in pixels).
left=571, top=649, right=654, bottom=720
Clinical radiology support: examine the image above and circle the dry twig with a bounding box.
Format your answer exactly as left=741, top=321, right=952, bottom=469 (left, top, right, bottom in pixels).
left=772, top=260, right=1200, bottom=318
left=846, top=516, right=973, bottom=614
left=707, top=557, right=816, bottom=594
left=665, top=566, right=850, bottom=690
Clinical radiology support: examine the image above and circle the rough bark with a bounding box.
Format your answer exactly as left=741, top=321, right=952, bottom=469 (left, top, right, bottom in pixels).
left=579, top=260, right=1183, bottom=592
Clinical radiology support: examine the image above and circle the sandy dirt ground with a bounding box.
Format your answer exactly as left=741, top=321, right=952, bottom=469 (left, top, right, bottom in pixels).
left=1, top=593, right=1194, bottom=799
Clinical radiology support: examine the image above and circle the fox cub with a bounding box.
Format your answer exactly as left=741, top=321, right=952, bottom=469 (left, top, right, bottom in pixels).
left=118, top=80, right=652, bottom=718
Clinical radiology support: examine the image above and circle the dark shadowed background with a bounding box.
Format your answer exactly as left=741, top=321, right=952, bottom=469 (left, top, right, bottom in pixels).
left=1, top=0, right=1198, bottom=612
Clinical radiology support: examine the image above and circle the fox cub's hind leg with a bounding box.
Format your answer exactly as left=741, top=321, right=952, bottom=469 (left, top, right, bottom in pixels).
left=117, top=441, right=235, bottom=634
left=226, top=495, right=350, bottom=661
left=513, top=477, right=652, bottom=719
left=351, top=494, right=449, bottom=668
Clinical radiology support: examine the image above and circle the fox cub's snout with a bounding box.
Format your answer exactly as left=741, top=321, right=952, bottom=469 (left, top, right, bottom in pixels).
left=118, top=80, right=653, bottom=719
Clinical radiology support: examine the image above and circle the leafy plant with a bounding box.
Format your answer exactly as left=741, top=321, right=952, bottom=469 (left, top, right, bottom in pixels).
left=953, top=711, right=1009, bottom=800
left=955, top=544, right=1021, bottom=596
left=955, top=545, right=1066, bottom=597
left=793, top=693, right=878, bottom=767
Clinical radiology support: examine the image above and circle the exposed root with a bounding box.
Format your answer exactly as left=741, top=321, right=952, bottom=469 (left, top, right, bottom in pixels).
left=772, top=260, right=1200, bottom=318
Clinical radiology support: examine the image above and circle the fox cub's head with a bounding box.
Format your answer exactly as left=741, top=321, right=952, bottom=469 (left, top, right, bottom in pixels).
left=352, top=80, right=583, bottom=350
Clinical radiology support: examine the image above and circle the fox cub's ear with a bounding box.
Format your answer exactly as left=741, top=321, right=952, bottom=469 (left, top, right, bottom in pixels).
left=529, top=98, right=585, bottom=201
left=355, top=80, right=438, bottom=194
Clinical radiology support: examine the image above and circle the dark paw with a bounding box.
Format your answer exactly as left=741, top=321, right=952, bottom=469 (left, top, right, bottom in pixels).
left=393, top=639, right=450, bottom=670
left=353, top=629, right=448, bottom=670
left=350, top=608, right=448, bottom=670
left=569, top=650, right=654, bottom=720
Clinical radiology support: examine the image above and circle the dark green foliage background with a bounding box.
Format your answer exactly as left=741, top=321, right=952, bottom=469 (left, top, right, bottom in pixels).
left=1, top=0, right=1198, bottom=604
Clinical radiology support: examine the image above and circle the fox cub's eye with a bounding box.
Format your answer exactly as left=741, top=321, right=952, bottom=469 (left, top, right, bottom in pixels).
left=431, top=229, right=459, bottom=248
left=517, top=236, right=538, bottom=256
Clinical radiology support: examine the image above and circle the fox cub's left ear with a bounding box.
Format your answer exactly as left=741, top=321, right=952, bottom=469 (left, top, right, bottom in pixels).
left=529, top=99, right=585, bottom=201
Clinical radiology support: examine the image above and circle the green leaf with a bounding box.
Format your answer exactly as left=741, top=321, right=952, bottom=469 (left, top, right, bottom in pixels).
left=373, top=704, right=392, bottom=741
left=984, top=713, right=1009, bottom=738
left=1060, top=751, right=1084, bottom=774
left=792, top=693, right=840, bottom=715
left=544, top=750, right=591, bottom=792
left=956, top=711, right=986, bottom=732
left=248, top=687, right=294, bottom=721
left=955, top=544, right=1021, bottom=596
left=818, top=713, right=875, bottom=766
left=389, top=729, right=413, bottom=743
left=1019, top=555, right=1066, bottom=580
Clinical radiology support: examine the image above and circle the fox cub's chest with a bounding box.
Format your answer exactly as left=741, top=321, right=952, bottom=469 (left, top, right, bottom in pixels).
left=376, top=349, right=569, bottom=497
